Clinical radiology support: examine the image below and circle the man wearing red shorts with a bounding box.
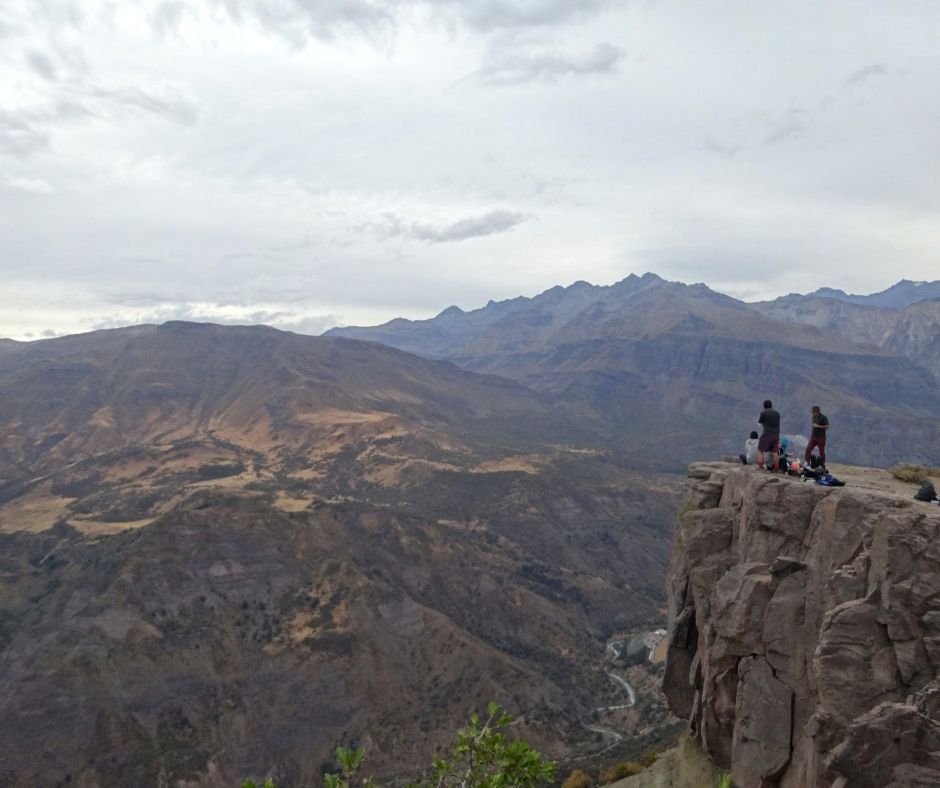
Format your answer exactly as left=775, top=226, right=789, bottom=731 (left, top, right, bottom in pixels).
left=757, top=399, right=781, bottom=470
left=804, top=405, right=829, bottom=466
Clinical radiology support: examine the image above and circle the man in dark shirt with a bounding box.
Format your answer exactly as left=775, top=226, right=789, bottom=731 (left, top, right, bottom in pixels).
left=757, top=399, right=781, bottom=470
left=804, top=405, right=829, bottom=466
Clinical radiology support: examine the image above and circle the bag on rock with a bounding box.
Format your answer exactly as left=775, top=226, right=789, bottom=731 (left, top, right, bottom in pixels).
left=915, top=481, right=938, bottom=502
left=815, top=473, right=846, bottom=487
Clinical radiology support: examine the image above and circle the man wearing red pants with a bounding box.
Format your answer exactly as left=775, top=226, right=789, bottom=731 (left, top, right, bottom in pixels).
left=804, top=405, right=829, bottom=466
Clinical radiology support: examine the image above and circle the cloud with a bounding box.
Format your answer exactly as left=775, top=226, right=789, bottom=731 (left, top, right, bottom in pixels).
left=0, top=78, right=198, bottom=161
left=359, top=209, right=530, bottom=243
left=476, top=40, right=624, bottom=85
left=842, top=63, right=888, bottom=89
left=762, top=107, right=807, bottom=145
left=435, top=0, right=611, bottom=32
left=412, top=209, right=529, bottom=242
left=0, top=110, right=50, bottom=157
left=89, top=82, right=199, bottom=126
left=210, top=0, right=396, bottom=46
left=5, top=176, right=55, bottom=193
left=151, top=1, right=191, bottom=37
left=24, top=49, right=57, bottom=81
left=165, top=0, right=612, bottom=46
left=702, top=135, right=741, bottom=158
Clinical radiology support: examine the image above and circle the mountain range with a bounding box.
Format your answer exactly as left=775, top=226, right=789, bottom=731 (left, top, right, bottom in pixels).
left=806, top=278, right=940, bottom=308
left=329, top=273, right=940, bottom=468
left=0, top=273, right=937, bottom=785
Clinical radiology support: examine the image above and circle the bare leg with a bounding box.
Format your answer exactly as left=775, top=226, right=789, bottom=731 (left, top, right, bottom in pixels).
left=757, top=450, right=765, bottom=469
left=771, top=451, right=779, bottom=470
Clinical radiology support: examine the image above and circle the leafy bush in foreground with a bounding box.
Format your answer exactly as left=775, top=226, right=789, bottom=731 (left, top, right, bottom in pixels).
left=241, top=703, right=555, bottom=788
left=415, top=702, right=555, bottom=788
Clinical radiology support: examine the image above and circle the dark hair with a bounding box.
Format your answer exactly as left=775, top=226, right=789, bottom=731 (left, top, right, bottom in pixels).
left=811, top=405, right=820, bottom=412
left=750, top=431, right=759, bottom=439
left=763, top=400, right=772, bottom=409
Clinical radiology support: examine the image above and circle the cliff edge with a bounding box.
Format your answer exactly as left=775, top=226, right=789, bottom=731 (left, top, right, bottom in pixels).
left=664, top=462, right=940, bottom=788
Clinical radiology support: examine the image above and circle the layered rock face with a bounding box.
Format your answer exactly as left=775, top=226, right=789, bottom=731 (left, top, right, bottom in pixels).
left=664, top=463, right=940, bottom=788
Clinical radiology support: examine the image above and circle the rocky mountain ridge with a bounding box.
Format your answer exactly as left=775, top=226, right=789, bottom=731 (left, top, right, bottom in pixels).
left=329, top=275, right=940, bottom=468
left=807, top=279, right=940, bottom=308
left=664, top=462, right=940, bottom=787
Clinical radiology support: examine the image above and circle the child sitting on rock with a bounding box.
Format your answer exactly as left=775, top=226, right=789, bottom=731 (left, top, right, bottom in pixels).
left=740, top=431, right=759, bottom=465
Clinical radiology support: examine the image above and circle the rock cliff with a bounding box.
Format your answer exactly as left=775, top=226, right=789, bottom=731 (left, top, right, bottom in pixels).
left=664, top=462, right=940, bottom=788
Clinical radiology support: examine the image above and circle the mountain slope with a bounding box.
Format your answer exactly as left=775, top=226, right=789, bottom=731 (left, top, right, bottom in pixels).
left=755, top=295, right=940, bottom=382
left=0, top=322, right=680, bottom=785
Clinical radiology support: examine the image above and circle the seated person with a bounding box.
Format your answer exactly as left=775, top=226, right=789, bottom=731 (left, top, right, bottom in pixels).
left=740, top=431, right=759, bottom=465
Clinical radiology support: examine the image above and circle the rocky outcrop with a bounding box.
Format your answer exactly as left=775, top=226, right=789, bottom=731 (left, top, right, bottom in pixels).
left=664, top=462, right=940, bottom=787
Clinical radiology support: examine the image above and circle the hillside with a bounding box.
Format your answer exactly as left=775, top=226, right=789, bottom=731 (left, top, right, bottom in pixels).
left=0, top=322, right=679, bottom=786
left=330, top=275, right=940, bottom=468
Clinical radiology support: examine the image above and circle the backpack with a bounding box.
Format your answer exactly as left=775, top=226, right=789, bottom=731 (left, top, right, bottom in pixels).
left=915, top=481, right=938, bottom=502
left=809, top=455, right=824, bottom=469
left=815, top=473, right=845, bottom=487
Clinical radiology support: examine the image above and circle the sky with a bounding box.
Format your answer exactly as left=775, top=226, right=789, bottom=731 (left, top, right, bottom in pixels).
left=2, top=0, right=939, bottom=340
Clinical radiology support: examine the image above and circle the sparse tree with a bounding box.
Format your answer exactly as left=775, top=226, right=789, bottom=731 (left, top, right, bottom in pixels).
left=413, top=702, right=556, bottom=788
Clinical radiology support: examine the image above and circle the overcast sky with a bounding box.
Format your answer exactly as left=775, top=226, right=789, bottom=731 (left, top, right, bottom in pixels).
left=2, top=1, right=939, bottom=339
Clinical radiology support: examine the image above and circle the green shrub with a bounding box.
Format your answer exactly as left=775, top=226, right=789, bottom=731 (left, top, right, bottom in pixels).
left=561, top=769, right=592, bottom=788
left=417, top=702, right=556, bottom=788
left=245, top=704, right=555, bottom=788
left=598, top=761, right=643, bottom=784
left=325, top=747, right=374, bottom=788
left=717, top=772, right=732, bottom=788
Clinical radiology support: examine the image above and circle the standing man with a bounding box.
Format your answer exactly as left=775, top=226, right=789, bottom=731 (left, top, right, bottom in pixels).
left=804, top=405, right=829, bottom=467
left=757, top=399, right=781, bottom=470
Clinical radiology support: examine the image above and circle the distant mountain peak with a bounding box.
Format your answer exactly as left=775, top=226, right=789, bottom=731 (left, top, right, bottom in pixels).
left=808, top=279, right=940, bottom=308
left=436, top=305, right=465, bottom=319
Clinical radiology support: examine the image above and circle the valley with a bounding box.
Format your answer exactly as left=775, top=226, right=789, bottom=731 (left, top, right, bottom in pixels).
left=0, top=321, right=680, bottom=786
left=0, top=275, right=936, bottom=785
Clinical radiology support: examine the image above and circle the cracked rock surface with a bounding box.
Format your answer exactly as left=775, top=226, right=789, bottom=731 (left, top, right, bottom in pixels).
left=664, top=462, right=940, bottom=788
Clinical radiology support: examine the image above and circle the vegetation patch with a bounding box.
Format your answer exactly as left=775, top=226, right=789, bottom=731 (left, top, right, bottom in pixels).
left=891, top=463, right=940, bottom=484
left=598, top=761, right=644, bottom=783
